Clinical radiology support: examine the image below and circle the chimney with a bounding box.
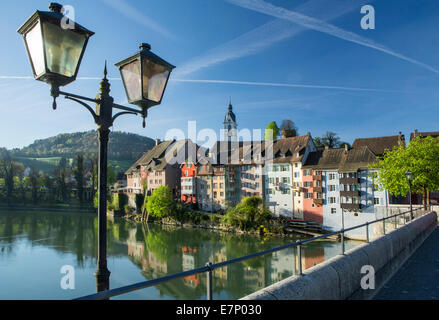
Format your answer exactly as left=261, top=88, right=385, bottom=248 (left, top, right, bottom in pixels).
left=344, top=144, right=349, bottom=152
left=155, top=139, right=161, bottom=146
left=414, top=129, right=419, bottom=138
left=398, top=131, right=404, bottom=143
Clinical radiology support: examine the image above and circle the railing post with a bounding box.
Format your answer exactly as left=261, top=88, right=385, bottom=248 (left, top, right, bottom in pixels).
left=206, top=262, right=213, bottom=300
left=383, top=218, right=386, bottom=235
left=296, top=240, right=302, bottom=276
left=341, top=229, right=345, bottom=254
left=366, top=222, right=370, bottom=243
left=394, top=213, right=397, bottom=229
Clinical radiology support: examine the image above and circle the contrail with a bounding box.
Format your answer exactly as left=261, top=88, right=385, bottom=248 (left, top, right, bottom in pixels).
left=225, top=0, right=439, bottom=75
left=172, top=79, right=402, bottom=93
left=175, top=0, right=370, bottom=77
left=0, top=76, right=401, bottom=92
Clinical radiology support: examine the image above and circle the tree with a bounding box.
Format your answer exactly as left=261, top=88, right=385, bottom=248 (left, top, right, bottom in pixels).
left=54, top=157, right=69, bottom=202
left=223, top=196, right=272, bottom=231
left=313, top=137, right=325, bottom=149
left=371, top=136, right=439, bottom=208
left=29, top=167, right=41, bottom=204
left=74, top=154, right=85, bottom=203
left=280, top=120, right=298, bottom=138
left=0, top=152, right=24, bottom=206
left=264, top=121, right=280, bottom=140
left=146, top=185, right=175, bottom=219
left=321, top=131, right=341, bottom=148
left=107, top=163, right=117, bottom=186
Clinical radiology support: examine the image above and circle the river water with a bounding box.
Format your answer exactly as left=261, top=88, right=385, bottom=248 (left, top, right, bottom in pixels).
left=0, top=210, right=361, bottom=300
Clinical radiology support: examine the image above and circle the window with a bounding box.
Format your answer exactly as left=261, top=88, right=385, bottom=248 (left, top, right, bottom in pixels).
left=220, top=192, right=224, bottom=197
left=294, top=172, right=300, bottom=178
left=374, top=198, right=380, bottom=205
left=304, top=169, right=310, bottom=176
left=304, top=181, right=312, bottom=188
left=329, top=173, right=336, bottom=180
left=295, top=163, right=298, bottom=168
left=316, top=193, right=322, bottom=199
left=305, top=193, right=313, bottom=199
left=329, top=197, right=337, bottom=204
left=329, top=185, right=336, bottom=192
left=187, top=164, right=192, bottom=168
left=331, top=208, right=337, bottom=214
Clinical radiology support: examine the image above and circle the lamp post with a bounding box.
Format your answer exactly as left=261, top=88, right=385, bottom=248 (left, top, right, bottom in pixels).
left=18, top=3, right=175, bottom=293
left=405, top=170, right=414, bottom=220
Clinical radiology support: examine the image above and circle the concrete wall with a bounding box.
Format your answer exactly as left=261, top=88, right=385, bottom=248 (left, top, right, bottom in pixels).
left=242, top=211, right=437, bottom=300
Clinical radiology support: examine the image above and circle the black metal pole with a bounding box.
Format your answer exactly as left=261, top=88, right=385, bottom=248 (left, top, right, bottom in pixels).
left=409, top=181, right=413, bottom=220
left=94, top=65, right=113, bottom=293
left=95, top=127, right=111, bottom=292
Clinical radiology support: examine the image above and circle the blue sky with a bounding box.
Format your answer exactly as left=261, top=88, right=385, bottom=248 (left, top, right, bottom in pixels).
left=1, top=0, right=439, bottom=149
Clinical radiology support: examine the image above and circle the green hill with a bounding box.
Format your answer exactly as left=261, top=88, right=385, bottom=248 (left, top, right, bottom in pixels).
left=6, top=131, right=155, bottom=173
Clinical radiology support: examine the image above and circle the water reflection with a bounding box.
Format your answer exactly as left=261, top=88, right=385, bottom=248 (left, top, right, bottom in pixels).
left=0, top=211, right=360, bottom=300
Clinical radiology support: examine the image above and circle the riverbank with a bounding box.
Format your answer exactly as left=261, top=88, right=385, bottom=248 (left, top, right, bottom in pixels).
left=120, top=212, right=320, bottom=239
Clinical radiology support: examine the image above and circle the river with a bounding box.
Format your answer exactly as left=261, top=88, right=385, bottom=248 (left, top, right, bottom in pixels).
left=0, top=210, right=362, bottom=300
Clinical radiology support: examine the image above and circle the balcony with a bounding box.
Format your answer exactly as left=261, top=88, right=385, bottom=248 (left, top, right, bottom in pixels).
left=339, top=177, right=360, bottom=185
left=313, top=186, right=323, bottom=193
left=313, top=198, right=323, bottom=206
left=340, top=190, right=360, bottom=197
left=341, top=203, right=361, bottom=211
left=313, top=174, right=322, bottom=181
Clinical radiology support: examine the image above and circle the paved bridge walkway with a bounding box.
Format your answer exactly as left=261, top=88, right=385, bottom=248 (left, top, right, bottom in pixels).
left=374, top=226, right=439, bottom=300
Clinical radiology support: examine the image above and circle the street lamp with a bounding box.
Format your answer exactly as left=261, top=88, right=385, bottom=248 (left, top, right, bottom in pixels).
left=405, top=170, right=414, bottom=220
left=18, top=3, right=175, bottom=293
left=116, top=43, right=175, bottom=127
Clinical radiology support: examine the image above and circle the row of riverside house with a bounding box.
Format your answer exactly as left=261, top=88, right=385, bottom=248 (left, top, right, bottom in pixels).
left=123, top=103, right=424, bottom=239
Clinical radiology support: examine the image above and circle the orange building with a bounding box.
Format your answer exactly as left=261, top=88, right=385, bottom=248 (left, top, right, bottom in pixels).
left=302, top=168, right=323, bottom=224
left=181, top=162, right=197, bottom=203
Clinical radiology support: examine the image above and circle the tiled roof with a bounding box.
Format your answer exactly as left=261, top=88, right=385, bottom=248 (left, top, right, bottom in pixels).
left=340, top=146, right=377, bottom=171
left=303, top=149, right=345, bottom=170
left=209, top=135, right=312, bottom=165
left=303, top=146, right=377, bottom=171
left=126, top=140, right=198, bottom=174
left=352, top=135, right=404, bottom=156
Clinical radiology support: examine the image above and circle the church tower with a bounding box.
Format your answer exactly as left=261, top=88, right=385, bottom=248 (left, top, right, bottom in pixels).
left=223, top=101, right=237, bottom=141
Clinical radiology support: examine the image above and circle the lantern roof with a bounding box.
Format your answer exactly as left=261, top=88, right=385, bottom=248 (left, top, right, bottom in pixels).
left=115, top=43, right=175, bottom=71
left=17, top=3, right=94, bottom=37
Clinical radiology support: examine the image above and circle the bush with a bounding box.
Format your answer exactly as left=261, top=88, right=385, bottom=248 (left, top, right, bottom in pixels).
left=146, top=186, right=175, bottom=219
left=223, top=196, right=272, bottom=231
left=113, top=193, right=128, bottom=212
left=124, top=204, right=134, bottom=215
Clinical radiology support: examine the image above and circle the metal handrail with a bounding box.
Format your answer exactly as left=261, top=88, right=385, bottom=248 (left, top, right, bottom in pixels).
left=75, top=206, right=429, bottom=300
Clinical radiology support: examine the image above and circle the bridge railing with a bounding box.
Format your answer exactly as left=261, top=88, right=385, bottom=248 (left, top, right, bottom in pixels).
left=75, top=206, right=431, bottom=300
